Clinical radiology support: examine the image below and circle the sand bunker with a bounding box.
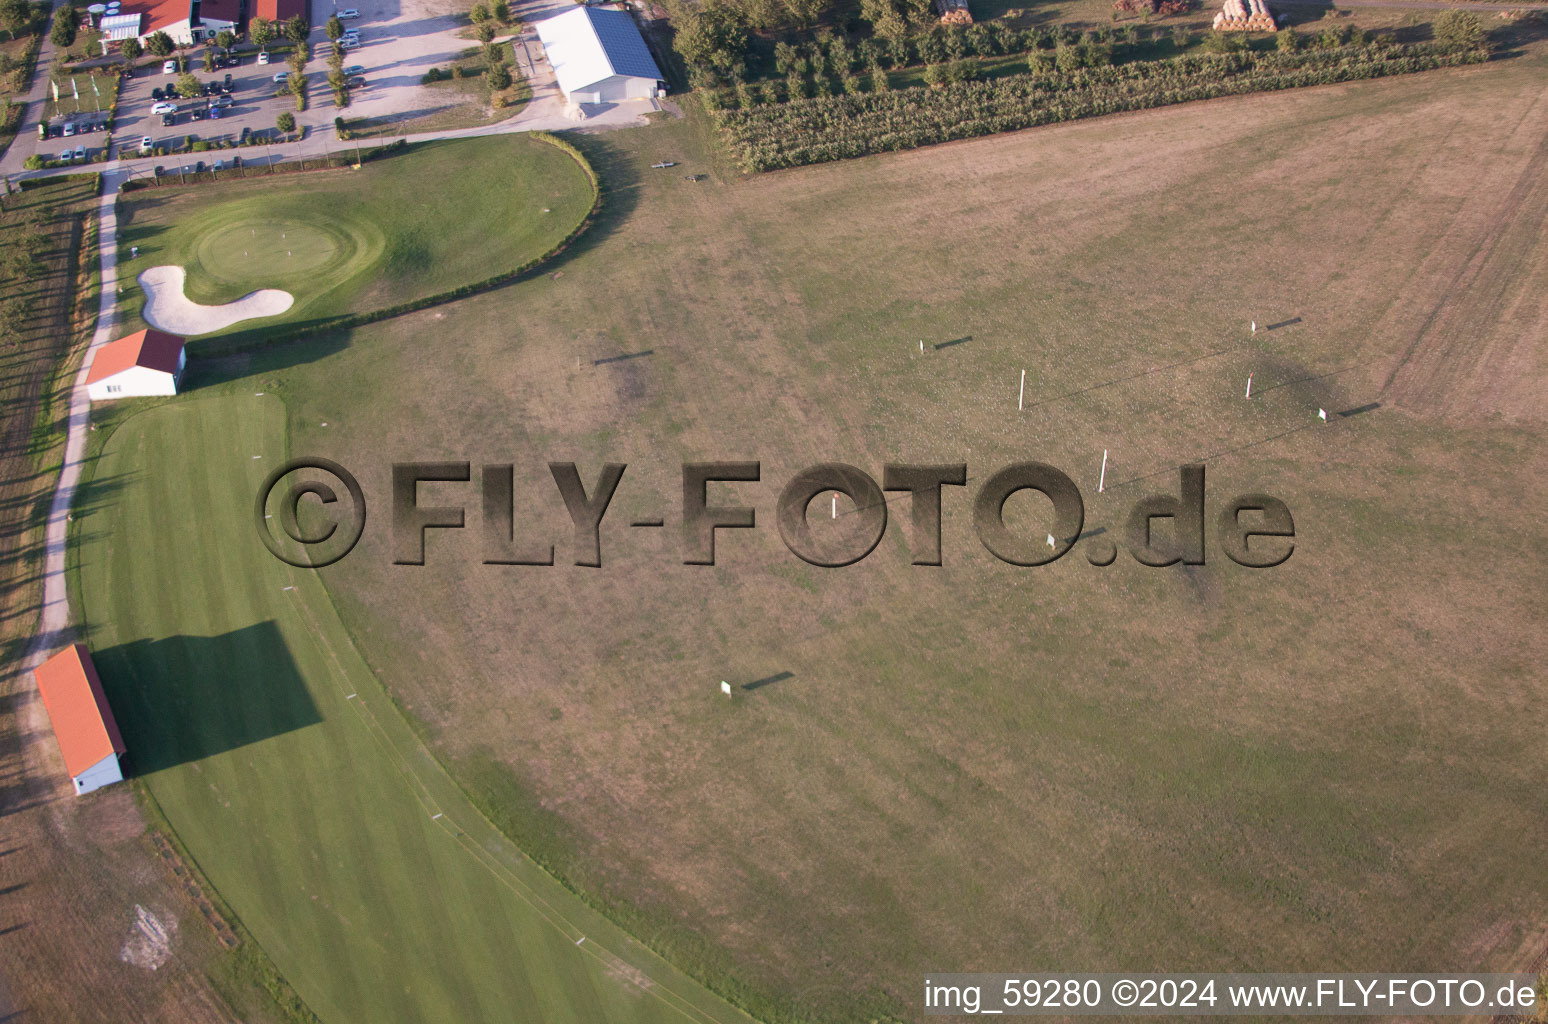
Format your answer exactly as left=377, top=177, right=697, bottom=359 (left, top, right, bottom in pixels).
left=138, top=264, right=294, bottom=335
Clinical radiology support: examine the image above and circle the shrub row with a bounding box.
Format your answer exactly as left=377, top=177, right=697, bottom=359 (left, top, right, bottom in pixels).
left=715, top=40, right=1488, bottom=171
left=188, top=132, right=600, bottom=354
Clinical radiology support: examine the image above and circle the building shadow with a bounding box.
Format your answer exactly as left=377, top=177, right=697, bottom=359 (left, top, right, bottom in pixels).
left=93, top=620, right=322, bottom=776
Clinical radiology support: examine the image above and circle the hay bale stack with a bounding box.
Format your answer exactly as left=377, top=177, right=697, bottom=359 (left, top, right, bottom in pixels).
left=936, top=0, right=973, bottom=23
left=1212, top=0, right=1275, bottom=30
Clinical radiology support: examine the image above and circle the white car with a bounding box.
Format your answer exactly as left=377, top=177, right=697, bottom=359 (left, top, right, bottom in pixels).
left=273, top=71, right=290, bottom=82
left=59, top=147, right=72, bottom=161
left=72, top=144, right=86, bottom=161
left=151, top=101, right=178, bottom=114
left=337, top=7, right=360, bottom=17
left=257, top=50, right=271, bottom=64
left=140, top=135, right=153, bottom=150
left=162, top=59, right=177, bottom=74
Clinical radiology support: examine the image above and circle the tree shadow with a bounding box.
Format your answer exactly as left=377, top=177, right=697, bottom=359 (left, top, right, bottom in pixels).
left=92, top=620, right=323, bottom=776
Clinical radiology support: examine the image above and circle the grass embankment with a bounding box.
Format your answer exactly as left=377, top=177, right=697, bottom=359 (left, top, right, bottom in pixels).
left=0, top=174, right=98, bottom=672
left=74, top=394, right=762, bottom=1024
left=115, top=133, right=593, bottom=344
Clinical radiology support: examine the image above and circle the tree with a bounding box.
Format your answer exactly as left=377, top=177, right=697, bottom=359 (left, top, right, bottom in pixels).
left=216, top=28, right=235, bottom=50
left=469, top=1, right=490, bottom=21
left=289, top=69, right=306, bottom=108
left=146, top=30, right=174, bottom=56
left=1433, top=9, right=1482, bottom=48
left=249, top=16, right=274, bottom=49
left=481, top=39, right=502, bottom=65
left=120, top=36, right=142, bottom=61
left=326, top=14, right=343, bottom=40
left=287, top=42, right=308, bottom=73
left=475, top=20, right=495, bottom=42
left=487, top=59, right=511, bottom=89
left=203, top=46, right=216, bottom=71
left=1, top=0, right=30, bottom=39
left=1274, top=26, right=1298, bottom=50
left=491, top=0, right=509, bottom=22
left=48, top=4, right=76, bottom=48
left=276, top=110, right=295, bottom=134
left=175, top=71, right=201, bottom=97
left=284, top=13, right=308, bottom=43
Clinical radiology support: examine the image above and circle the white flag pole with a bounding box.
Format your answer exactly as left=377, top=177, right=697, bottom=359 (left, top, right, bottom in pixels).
left=1098, top=449, right=1107, bottom=493
left=1018, top=369, right=1025, bottom=411
left=1245, top=372, right=1253, bottom=399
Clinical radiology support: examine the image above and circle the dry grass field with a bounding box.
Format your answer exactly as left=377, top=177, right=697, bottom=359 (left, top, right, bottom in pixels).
left=183, top=41, right=1548, bottom=1023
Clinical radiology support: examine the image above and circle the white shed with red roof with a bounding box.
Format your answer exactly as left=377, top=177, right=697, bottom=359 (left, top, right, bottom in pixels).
left=85, top=328, right=186, bottom=401
left=33, top=645, right=128, bottom=796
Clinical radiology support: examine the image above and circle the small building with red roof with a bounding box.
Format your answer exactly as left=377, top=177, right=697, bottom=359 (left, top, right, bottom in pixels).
left=33, top=645, right=128, bottom=796
left=85, top=328, right=187, bottom=402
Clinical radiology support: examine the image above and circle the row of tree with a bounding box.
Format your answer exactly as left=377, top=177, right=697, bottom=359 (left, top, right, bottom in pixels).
left=715, top=37, right=1490, bottom=170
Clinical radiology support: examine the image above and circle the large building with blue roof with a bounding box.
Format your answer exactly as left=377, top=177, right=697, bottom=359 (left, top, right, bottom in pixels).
left=535, top=5, right=664, bottom=105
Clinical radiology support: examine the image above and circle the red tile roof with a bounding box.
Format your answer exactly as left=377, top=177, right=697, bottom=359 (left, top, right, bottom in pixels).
left=86, top=328, right=185, bottom=385
left=119, top=0, right=193, bottom=34
left=33, top=645, right=127, bottom=780
left=253, top=0, right=305, bottom=23
left=200, top=0, right=242, bottom=25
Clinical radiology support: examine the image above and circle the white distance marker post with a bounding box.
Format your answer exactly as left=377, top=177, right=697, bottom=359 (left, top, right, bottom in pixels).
left=1319, top=408, right=1328, bottom=422
left=720, top=681, right=732, bottom=696
left=1018, top=369, right=1026, bottom=411
left=1251, top=320, right=1257, bottom=335
left=1245, top=372, right=1253, bottom=399
left=831, top=494, right=837, bottom=519
left=1099, top=449, right=1108, bottom=493
left=1045, top=533, right=1056, bottom=549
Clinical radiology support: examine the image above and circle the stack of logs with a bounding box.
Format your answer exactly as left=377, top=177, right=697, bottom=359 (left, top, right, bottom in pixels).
left=1212, top=0, right=1275, bottom=31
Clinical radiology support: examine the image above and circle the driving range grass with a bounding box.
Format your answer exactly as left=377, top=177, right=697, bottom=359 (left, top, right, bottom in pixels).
left=251, top=50, right=1548, bottom=1024
left=73, top=395, right=761, bottom=1024
left=113, top=134, right=595, bottom=341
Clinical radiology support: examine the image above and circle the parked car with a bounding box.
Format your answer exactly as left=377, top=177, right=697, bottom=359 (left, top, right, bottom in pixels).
left=347, top=76, right=366, bottom=88
left=213, top=94, right=234, bottom=107
left=257, top=50, right=271, bottom=64
left=273, top=71, right=289, bottom=82
left=240, top=125, right=252, bottom=142
left=208, top=107, right=221, bottom=119
left=59, top=147, right=72, bottom=162
left=214, top=159, right=224, bottom=170
left=72, top=144, right=86, bottom=161
left=140, top=135, right=153, bottom=151
left=61, top=121, right=76, bottom=136
left=223, top=72, right=233, bottom=86
left=151, top=101, right=177, bottom=114
left=162, top=59, right=178, bottom=74
left=342, top=64, right=365, bottom=76
left=195, top=160, right=205, bottom=172
left=190, top=107, right=205, bottom=121
left=161, top=112, right=176, bottom=126
left=338, top=7, right=359, bottom=17
left=151, top=86, right=165, bottom=100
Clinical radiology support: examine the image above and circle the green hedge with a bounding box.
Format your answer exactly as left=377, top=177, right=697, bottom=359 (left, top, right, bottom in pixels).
left=715, top=40, right=1490, bottom=171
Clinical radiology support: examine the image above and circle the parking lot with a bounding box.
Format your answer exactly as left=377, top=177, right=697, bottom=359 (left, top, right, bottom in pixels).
left=3, top=0, right=663, bottom=176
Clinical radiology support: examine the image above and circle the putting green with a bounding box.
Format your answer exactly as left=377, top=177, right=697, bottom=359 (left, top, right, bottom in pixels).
left=194, top=219, right=369, bottom=283
left=116, top=135, right=597, bottom=343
